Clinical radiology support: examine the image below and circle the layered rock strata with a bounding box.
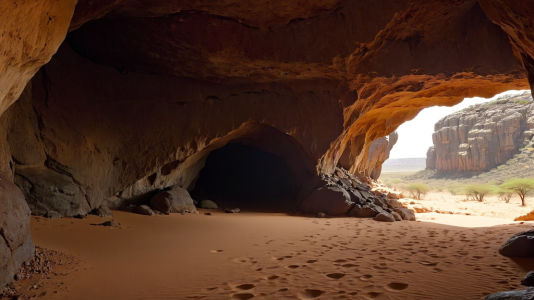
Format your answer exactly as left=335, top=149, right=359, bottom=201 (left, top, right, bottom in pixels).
left=426, top=92, right=534, bottom=172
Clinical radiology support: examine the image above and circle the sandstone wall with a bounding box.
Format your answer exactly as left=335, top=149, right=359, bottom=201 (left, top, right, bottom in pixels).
left=426, top=92, right=534, bottom=172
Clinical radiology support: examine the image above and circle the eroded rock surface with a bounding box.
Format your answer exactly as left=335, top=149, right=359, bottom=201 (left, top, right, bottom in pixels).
left=426, top=92, right=534, bottom=172
left=0, top=173, right=35, bottom=288
left=2, top=0, right=534, bottom=289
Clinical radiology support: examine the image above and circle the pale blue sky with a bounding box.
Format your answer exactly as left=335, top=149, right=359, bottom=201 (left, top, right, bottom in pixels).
left=389, top=90, right=530, bottom=159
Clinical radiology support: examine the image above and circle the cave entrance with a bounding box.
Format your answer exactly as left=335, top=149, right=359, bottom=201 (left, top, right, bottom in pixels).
left=190, top=143, right=298, bottom=212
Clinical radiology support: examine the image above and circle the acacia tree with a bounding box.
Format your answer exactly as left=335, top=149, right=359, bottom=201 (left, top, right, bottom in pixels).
left=500, top=179, right=534, bottom=206
left=406, top=183, right=429, bottom=200
left=463, top=184, right=494, bottom=202
left=496, top=188, right=513, bottom=203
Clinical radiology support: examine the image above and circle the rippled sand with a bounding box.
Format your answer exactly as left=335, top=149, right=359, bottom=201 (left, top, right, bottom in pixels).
left=27, top=211, right=534, bottom=300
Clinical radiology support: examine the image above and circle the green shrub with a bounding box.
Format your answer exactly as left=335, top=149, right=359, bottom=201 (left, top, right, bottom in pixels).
left=500, top=178, right=534, bottom=206
left=462, top=184, right=495, bottom=202
left=405, top=183, right=430, bottom=200
left=435, top=186, right=444, bottom=192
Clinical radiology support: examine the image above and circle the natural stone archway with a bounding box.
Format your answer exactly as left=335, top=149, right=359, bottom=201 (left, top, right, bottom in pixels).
left=109, top=122, right=321, bottom=211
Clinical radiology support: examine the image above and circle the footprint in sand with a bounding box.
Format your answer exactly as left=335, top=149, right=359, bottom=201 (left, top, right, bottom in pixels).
left=306, top=260, right=318, bottom=264
left=341, top=263, right=358, bottom=268
left=326, top=273, right=346, bottom=279
left=235, top=284, right=255, bottom=291
left=211, top=250, right=223, bottom=253
left=287, top=265, right=300, bottom=269
left=360, top=274, right=373, bottom=281
left=419, top=261, right=438, bottom=266
left=232, top=293, right=254, bottom=299
left=298, top=289, right=325, bottom=299
left=267, top=275, right=279, bottom=280
left=365, top=292, right=382, bottom=299
left=385, top=282, right=409, bottom=291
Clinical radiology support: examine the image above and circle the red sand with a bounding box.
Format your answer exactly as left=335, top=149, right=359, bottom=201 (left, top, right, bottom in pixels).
left=20, top=211, right=534, bottom=299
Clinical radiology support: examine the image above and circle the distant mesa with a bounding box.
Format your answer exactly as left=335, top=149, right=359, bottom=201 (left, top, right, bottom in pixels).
left=426, top=91, right=534, bottom=173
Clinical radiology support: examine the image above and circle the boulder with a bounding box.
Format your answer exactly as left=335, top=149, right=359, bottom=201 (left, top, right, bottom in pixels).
left=46, top=210, right=61, bottom=219
left=200, top=200, right=218, bottom=209
left=299, top=186, right=354, bottom=216
left=338, top=178, right=353, bottom=189
left=374, top=212, right=395, bottom=222
left=350, top=205, right=380, bottom=218
left=348, top=189, right=364, bottom=205
left=522, top=271, right=534, bottom=287
left=499, top=230, right=534, bottom=257
left=94, top=205, right=113, bottom=217
left=150, top=186, right=197, bottom=214
left=15, top=167, right=91, bottom=217
left=483, top=288, right=534, bottom=300
left=0, top=173, right=35, bottom=289
left=385, top=198, right=402, bottom=208
left=133, top=205, right=154, bottom=216
left=391, top=211, right=402, bottom=221
left=394, top=208, right=416, bottom=221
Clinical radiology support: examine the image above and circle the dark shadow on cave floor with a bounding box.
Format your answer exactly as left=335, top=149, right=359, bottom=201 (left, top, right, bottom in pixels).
left=190, top=143, right=297, bottom=212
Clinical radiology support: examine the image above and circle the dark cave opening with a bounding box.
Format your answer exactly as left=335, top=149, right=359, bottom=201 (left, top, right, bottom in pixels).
left=190, top=143, right=298, bottom=212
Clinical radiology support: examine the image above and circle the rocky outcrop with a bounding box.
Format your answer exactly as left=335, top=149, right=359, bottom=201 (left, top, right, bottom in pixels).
left=0, top=173, right=35, bottom=288
left=426, top=92, right=534, bottom=172
left=499, top=230, right=534, bottom=258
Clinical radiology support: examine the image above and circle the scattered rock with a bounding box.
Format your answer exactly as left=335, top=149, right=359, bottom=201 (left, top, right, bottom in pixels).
left=411, top=204, right=432, bottom=213
left=522, top=271, right=534, bottom=287
left=73, top=214, right=87, bottom=219
left=94, top=205, right=113, bottom=217
left=391, top=211, right=402, bottom=221
left=200, top=200, right=218, bottom=209
left=348, top=189, right=364, bottom=205
left=224, top=208, right=241, bottom=213
left=353, top=205, right=380, bottom=218
left=133, top=205, right=154, bottom=216
left=317, top=212, right=326, bottom=218
left=374, top=212, right=395, bottom=222
left=45, top=211, right=61, bottom=219
left=483, top=288, right=534, bottom=300
left=150, top=186, right=197, bottom=214
left=204, top=212, right=212, bottom=216
left=499, top=230, right=534, bottom=257
left=394, top=208, right=416, bottom=221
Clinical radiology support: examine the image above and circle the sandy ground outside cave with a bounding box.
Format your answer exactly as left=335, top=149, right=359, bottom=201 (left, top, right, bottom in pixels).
left=7, top=210, right=532, bottom=300
left=408, top=191, right=534, bottom=220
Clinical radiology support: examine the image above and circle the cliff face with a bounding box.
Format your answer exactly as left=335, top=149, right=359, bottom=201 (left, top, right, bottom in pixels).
left=2, top=0, right=534, bottom=288
left=426, top=92, right=534, bottom=172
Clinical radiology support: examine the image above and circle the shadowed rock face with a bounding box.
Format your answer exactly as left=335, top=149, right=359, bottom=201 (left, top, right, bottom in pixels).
left=426, top=92, right=534, bottom=172
left=3, top=0, right=534, bottom=289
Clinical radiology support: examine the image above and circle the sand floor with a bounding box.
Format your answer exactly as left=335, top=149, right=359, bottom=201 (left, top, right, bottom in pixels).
left=411, top=192, right=534, bottom=220
left=13, top=210, right=534, bottom=300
